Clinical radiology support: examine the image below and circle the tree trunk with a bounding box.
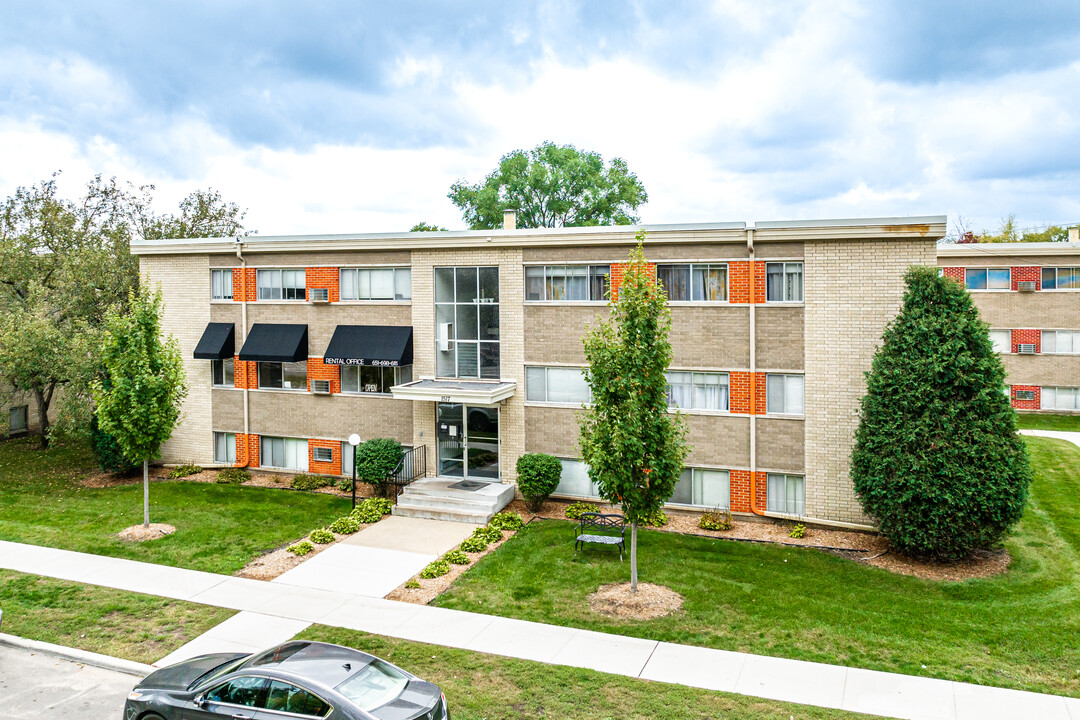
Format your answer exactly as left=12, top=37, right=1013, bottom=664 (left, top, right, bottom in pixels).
left=630, top=521, right=638, bottom=593
left=143, top=458, right=150, bottom=528
left=32, top=387, right=50, bottom=450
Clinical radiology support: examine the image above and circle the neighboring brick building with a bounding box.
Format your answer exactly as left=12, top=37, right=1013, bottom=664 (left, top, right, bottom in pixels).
left=130, top=217, right=947, bottom=529
left=937, top=241, right=1080, bottom=415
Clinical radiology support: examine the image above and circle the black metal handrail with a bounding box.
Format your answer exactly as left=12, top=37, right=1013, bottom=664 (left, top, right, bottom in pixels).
left=387, top=444, right=426, bottom=501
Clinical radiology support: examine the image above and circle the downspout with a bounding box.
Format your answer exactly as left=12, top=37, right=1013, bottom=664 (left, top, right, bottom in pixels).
left=237, top=237, right=250, bottom=465
left=748, top=228, right=764, bottom=515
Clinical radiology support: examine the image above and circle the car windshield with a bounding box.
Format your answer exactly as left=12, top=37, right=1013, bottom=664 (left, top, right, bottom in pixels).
left=335, top=660, right=409, bottom=711
left=189, top=658, right=248, bottom=690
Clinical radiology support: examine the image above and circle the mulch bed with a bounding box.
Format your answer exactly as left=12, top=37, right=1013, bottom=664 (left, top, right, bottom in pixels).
left=588, top=582, right=684, bottom=620
left=117, top=523, right=176, bottom=542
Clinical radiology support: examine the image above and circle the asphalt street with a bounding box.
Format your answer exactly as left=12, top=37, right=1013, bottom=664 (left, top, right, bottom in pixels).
left=0, top=644, right=141, bottom=719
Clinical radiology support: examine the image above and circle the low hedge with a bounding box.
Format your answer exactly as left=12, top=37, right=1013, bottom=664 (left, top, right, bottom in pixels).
left=419, top=559, right=450, bottom=579
left=291, top=474, right=334, bottom=491
left=287, top=541, right=314, bottom=556
left=699, top=510, right=731, bottom=531
left=309, top=529, right=335, bottom=544
left=565, top=501, right=600, bottom=520
left=215, top=468, right=249, bottom=484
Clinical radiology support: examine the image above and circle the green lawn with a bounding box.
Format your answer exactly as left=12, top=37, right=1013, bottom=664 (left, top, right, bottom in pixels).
left=1016, top=413, right=1080, bottom=432
left=0, top=437, right=350, bottom=574
left=435, top=436, right=1080, bottom=698
left=0, top=569, right=233, bottom=664
left=299, top=626, right=881, bottom=720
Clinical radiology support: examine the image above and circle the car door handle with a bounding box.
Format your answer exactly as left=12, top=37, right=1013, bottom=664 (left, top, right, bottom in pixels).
left=231, top=714, right=251, bottom=720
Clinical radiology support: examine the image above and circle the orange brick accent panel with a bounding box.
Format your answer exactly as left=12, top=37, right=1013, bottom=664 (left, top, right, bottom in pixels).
left=730, top=372, right=752, bottom=414
left=727, top=261, right=767, bottom=304
left=610, top=262, right=656, bottom=301
left=235, top=433, right=260, bottom=468
left=1011, top=265, right=1041, bottom=291
left=1011, top=329, right=1040, bottom=354
left=308, top=438, right=343, bottom=476
left=754, top=373, right=767, bottom=415
left=306, top=267, right=340, bottom=302
left=1011, top=385, right=1040, bottom=411
left=730, top=470, right=768, bottom=513
left=233, top=268, right=257, bottom=301
left=752, top=261, right=766, bottom=303
left=233, top=357, right=258, bottom=389
left=942, top=267, right=964, bottom=284
left=307, top=358, right=341, bottom=393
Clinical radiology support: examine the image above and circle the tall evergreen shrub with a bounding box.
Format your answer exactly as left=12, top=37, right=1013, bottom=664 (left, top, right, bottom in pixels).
left=851, top=266, right=1031, bottom=560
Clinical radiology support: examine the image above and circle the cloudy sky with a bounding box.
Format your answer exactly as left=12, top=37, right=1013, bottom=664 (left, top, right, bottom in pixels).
left=2, top=1, right=1079, bottom=236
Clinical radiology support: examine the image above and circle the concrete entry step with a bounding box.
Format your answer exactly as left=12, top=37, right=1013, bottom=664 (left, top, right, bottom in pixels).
left=392, top=478, right=515, bottom=524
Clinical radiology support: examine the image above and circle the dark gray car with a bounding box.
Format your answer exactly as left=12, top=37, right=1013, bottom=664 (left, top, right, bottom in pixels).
left=123, top=640, right=448, bottom=720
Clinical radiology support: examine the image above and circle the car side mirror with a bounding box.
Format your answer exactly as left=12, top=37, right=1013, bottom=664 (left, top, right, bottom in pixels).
left=194, top=694, right=207, bottom=707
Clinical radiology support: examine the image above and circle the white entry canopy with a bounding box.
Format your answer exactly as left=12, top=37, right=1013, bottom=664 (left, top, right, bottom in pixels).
left=391, top=379, right=516, bottom=405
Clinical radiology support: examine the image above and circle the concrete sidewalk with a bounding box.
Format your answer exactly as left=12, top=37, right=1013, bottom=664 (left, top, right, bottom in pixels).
left=2, top=540, right=1077, bottom=720
left=1020, top=428, right=1080, bottom=449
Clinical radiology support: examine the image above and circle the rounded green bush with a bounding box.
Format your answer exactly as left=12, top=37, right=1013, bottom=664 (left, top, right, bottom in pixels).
left=351, top=497, right=393, bottom=523
left=640, top=509, right=667, bottom=527
left=291, top=474, right=333, bottom=491
left=309, top=529, right=335, bottom=544
left=419, top=559, right=450, bottom=579
left=699, top=510, right=731, bottom=531
left=789, top=523, right=806, bottom=539
left=328, top=516, right=361, bottom=534
left=516, top=453, right=562, bottom=512
left=473, top=525, right=503, bottom=543
left=167, top=464, right=202, bottom=479
left=565, top=501, right=600, bottom=520
left=355, top=439, right=404, bottom=497
left=460, top=536, right=488, bottom=553
left=287, top=541, right=314, bottom=556
left=443, top=549, right=470, bottom=565
left=215, top=468, right=250, bottom=485
left=489, top=511, right=524, bottom=531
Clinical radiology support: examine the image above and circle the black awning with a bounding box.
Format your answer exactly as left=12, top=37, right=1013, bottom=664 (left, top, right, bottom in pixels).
left=323, top=325, right=413, bottom=366
left=237, top=323, right=308, bottom=363
left=193, top=323, right=235, bottom=360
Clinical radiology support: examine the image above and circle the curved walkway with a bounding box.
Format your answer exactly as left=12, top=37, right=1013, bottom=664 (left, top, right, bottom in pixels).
left=1, top=540, right=1076, bottom=720
left=1019, top=429, right=1080, bottom=449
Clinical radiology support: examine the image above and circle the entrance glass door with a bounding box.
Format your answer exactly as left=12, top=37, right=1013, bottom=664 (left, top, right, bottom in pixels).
left=437, top=403, right=499, bottom=480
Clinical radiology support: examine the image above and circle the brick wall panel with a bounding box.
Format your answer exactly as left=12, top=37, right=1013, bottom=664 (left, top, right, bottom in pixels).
left=307, top=358, right=341, bottom=393
left=1011, top=328, right=1041, bottom=354
left=1010, top=385, right=1041, bottom=411
left=942, top=267, right=964, bottom=284
left=306, top=267, right=340, bottom=302
left=1011, top=266, right=1041, bottom=291
left=308, top=438, right=343, bottom=476
left=730, top=371, right=752, bottom=414
left=233, top=268, right=257, bottom=302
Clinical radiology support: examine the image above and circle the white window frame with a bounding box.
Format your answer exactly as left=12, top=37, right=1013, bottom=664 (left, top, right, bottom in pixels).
left=1041, top=330, right=1079, bottom=355
left=765, top=262, right=804, bottom=302
left=767, top=473, right=805, bottom=516
left=213, top=432, right=236, bottom=464
left=211, top=269, right=233, bottom=300
left=989, top=330, right=1012, bottom=354
left=964, top=267, right=1011, bottom=291
left=211, top=358, right=235, bottom=387
left=340, top=365, right=413, bottom=395
left=665, top=371, right=730, bottom=412
left=256, top=269, right=306, bottom=301
left=1041, top=267, right=1080, bottom=291
left=341, top=441, right=354, bottom=476
left=668, top=467, right=730, bottom=509
left=656, top=263, right=729, bottom=302
left=1041, top=387, right=1079, bottom=410
left=525, top=366, right=591, bottom=404
left=765, top=374, right=805, bottom=416
left=524, top=265, right=610, bottom=302
left=435, top=266, right=500, bottom=379
left=260, top=436, right=309, bottom=471
left=257, top=361, right=308, bottom=391
left=339, top=267, right=412, bottom=300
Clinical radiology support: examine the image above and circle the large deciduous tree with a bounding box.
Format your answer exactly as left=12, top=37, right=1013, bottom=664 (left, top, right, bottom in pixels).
left=448, top=142, right=647, bottom=230
left=851, top=266, right=1032, bottom=561
left=94, top=285, right=187, bottom=528
left=579, top=238, right=687, bottom=591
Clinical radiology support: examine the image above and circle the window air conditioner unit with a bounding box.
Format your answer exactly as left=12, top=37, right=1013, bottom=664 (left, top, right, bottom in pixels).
left=313, top=446, right=333, bottom=462
left=1017, top=281, right=1037, bottom=292
left=312, top=379, right=331, bottom=394
left=1017, top=343, right=1037, bottom=354
left=438, top=322, right=453, bottom=352
left=1015, top=390, right=1036, bottom=401
left=309, top=288, right=330, bottom=303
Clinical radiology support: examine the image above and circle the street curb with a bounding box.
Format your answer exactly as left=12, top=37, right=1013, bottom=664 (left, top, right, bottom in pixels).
left=0, top=632, right=152, bottom=678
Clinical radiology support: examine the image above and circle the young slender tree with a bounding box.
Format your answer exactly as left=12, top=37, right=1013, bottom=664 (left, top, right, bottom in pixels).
left=94, top=285, right=187, bottom=527
left=851, top=266, right=1032, bottom=560
left=579, top=238, right=687, bottom=591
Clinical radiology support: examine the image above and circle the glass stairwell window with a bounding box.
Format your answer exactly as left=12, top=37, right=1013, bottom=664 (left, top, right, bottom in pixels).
left=435, top=266, right=499, bottom=379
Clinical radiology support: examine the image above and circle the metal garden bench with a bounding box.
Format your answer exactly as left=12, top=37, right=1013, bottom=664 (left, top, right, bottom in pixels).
left=574, top=512, right=626, bottom=561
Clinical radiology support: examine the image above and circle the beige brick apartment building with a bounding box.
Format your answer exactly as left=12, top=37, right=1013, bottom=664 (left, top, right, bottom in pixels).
left=122, top=216, right=947, bottom=529
left=937, top=238, right=1080, bottom=414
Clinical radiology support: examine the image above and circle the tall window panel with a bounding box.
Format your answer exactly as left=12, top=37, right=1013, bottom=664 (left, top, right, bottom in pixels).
left=260, top=436, right=309, bottom=471
left=657, top=264, right=728, bottom=302
left=210, top=269, right=233, bottom=300
left=339, top=268, right=411, bottom=300
left=213, top=432, right=236, bottom=464
left=525, top=265, right=610, bottom=301
left=9, top=405, right=28, bottom=433
left=340, top=365, right=412, bottom=394
left=1042, top=331, right=1079, bottom=354
left=1041, top=387, right=1079, bottom=410
left=257, top=269, right=306, bottom=300
left=669, top=468, right=730, bottom=509
left=666, top=372, right=730, bottom=411
left=257, top=361, right=308, bottom=390
left=964, top=268, right=1010, bottom=290
left=1041, top=267, right=1080, bottom=290
left=525, top=366, right=591, bottom=403
left=767, top=473, right=805, bottom=516
left=765, top=262, right=803, bottom=302
left=212, top=358, right=235, bottom=387
left=766, top=374, right=804, bottom=415
left=553, top=458, right=600, bottom=498
left=435, top=266, right=499, bottom=379
left=989, top=330, right=1011, bottom=354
